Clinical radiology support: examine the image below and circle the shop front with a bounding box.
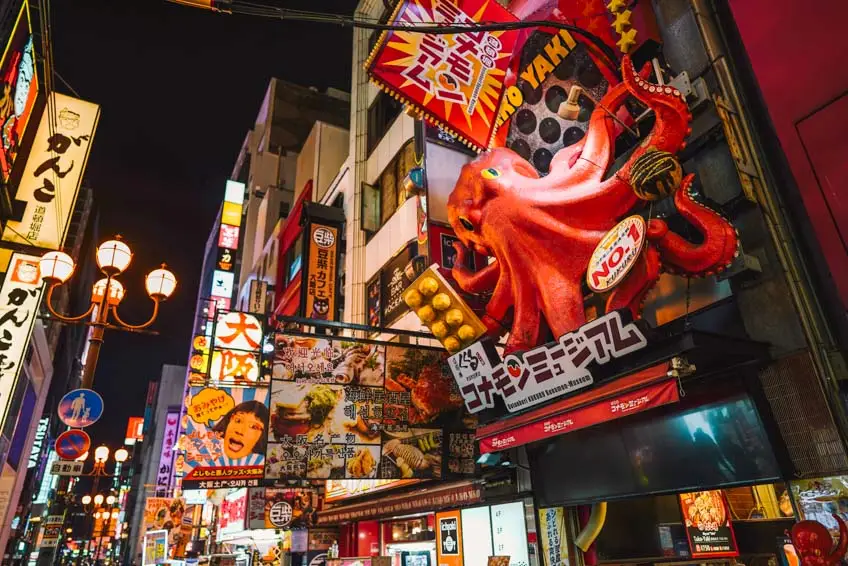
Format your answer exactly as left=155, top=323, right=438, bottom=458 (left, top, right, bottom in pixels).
left=319, top=479, right=539, bottom=566
left=469, top=316, right=798, bottom=566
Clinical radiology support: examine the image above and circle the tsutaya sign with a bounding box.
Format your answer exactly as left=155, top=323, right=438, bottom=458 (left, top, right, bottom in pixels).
left=27, top=417, right=49, bottom=469
left=2, top=92, right=100, bottom=250
left=0, top=254, right=44, bottom=429
left=448, top=310, right=649, bottom=413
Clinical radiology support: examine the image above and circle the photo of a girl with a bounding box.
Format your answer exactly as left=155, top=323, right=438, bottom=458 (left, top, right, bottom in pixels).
left=213, top=400, right=269, bottom=460
left=185, top=386, right=270, bottom=471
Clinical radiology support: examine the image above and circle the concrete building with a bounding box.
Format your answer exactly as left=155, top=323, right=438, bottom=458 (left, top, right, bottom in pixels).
left=126, top=364, right=187, bottom=564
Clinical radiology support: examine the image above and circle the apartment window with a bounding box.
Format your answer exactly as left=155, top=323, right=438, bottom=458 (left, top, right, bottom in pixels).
left=367, top=91, right=403, bottom=155
left=286, top=233, right=304, bottom=284
left=380, top=139, right=416, bottom=225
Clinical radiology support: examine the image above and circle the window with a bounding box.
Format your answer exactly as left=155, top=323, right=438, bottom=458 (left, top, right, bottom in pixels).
left=379, top=139, right=417, bottom=225
left=367, top=91, right=403, bottom=155
left=286, top=233, right=304, bottom=284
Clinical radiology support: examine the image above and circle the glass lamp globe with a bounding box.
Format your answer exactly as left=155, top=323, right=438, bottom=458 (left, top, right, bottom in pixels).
left=94, top=445, right=110, bottom=463
left=39, top=251, right=75, bottom=284
left=81, top=495, right=92, bottom=505
left=114, top=448, right=129, bottom=463
left=106, top=495, right=116, bottom=505
left=145, top=265, right=177, bottom=300
left=111, top=510, right=120, bottom=519
left=92, top=278, right=125, bottom=305
left=93, top=494, right=104, bottom=505
left=96, top=239, right=132, bottom=275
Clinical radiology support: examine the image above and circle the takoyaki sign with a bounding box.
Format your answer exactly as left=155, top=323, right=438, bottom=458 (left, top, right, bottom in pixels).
left=266, top=334, right=475, bottom=481
left=448, top=310, right=649, bottom=413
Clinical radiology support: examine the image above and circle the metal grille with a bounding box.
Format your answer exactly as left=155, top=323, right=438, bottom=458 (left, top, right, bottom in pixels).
left=759, top=351, right=848, bottom=476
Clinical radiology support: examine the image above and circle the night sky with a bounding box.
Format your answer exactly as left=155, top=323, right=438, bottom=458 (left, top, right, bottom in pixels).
left=50, top=0, right=358, bottom=450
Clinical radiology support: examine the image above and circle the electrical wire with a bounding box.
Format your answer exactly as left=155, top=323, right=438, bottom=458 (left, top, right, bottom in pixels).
left=216, top=1, right=622, bottom=71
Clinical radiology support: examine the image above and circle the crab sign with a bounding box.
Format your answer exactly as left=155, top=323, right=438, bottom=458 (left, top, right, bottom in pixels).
left=447, top=55, right=739, bottom=353
left=790, top=515, right=848, bottom=566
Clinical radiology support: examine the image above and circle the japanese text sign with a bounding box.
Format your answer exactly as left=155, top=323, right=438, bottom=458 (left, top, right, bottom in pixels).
left=182, top=385, right=268, bottom=490
left=218, top=488, right=248, bottom=540
left=448, top=310, right=648, bottom=414
left=247, top=487, right=319, bottom=530
left=679, top=490, right=739, bottom=558
left=366, top=0, right=519, bottom=151
left=0, top=253, right=43, bottom=429
left=49, top=460, right=83, bottom=476
left=3, top=92, right=99, bottom=249
left=266, top=334, right=475, bottom=481
left=304, top=223, right=338, bottom=322
left=214, top=311, right=262, bottom=352
left=210, top=311, right=264, bottom=384
left=156, top=410, right=180, bottom=489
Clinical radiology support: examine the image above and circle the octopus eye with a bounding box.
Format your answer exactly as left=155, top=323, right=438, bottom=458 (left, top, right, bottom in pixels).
left=459, top=216, right=475, bottom=232
left=481, top=167, right=500, bottom=180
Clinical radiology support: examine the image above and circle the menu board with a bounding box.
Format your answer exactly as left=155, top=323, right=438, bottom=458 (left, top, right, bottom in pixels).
left=679, top=490, right=739, bottom=558
left=265, top=334, right=475, bottom=480
left=491, top=502, right=530, bottom=566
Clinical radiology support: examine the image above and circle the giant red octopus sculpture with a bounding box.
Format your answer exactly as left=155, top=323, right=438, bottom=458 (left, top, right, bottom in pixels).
left=447, top=55, right=739, bottom=353
left=790, top=515, right=848, bottom=566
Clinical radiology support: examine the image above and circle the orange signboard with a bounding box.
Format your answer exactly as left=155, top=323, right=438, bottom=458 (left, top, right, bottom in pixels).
left=325, top=479, right=418, bottom=503
left=436, top=510, right=463, bottom=566
left=366, top=0, right=519, bottom=152
left=304, top=223, right=338, bottom=322
left=125, top=416, right=144, bottom=445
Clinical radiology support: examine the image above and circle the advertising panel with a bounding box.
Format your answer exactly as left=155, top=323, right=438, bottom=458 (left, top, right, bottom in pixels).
left=791, top=476, right=848, bottom=537
left=379, top=242, right=416, bottom=327
left=436, top=510, right=463, bottom=566
left=679, top=490, right=739, bottom=558
left=247, top=487, right=319, bottom=530
left=366, top=0, right=519, bottom=151
left=0, top=253, right=44, bottom=429
left=182, top=385, right=268, bottom=489
left=209, top=311, right=264, bottom=385
left=142, top=530, right=168, bottom=566
left=303, top=222, right=338, bottom=322
left=141, top=497, right=190, bottom=559
left=125, top=416, right=144, bottom=445
left=266, top=334, right=475, bottom=480
left=217, top=488, right=248, bottom=541
left=2, top=93, right=100, bottom=249
left=156, top=410, right=179, bottom=489
left=0, top=0, right=38, bottom=182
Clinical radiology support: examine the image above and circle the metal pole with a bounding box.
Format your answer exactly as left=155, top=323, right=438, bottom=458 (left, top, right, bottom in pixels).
left=81, top=285, right=110, bottom=390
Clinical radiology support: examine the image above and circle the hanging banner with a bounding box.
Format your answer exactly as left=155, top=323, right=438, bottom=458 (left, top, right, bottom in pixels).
left=366, top=0, right=519, bottom=151
left=156, top=410, right=179, bottom=489
left=679, top=490, right=740, bottom=558
left=539, top=507, right=567, bottom=566
left=0, top=0, right=38, bottom=182
left=2, top=92, right=100, bottom=249
left=247, top=487, right=319, bottom=530
left=0, top=253, right=43, bottom=429
left=303, top=223, right=338, bottom=322
left=182, top=385, right=269, bottom=489
left=266, top=334, right=475, bottom=480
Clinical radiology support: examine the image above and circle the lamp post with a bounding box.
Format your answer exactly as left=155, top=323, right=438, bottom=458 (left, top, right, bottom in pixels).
left=39, top=236, right=177, bottom=389
left=76, top=447, right=128, bottom=566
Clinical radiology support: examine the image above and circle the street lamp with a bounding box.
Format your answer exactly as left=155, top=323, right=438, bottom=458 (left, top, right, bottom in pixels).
left=39, top=236, right=177, bottom=389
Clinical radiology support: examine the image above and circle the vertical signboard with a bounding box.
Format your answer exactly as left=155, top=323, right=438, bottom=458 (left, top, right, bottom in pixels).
left=380, top=242, right=416, bottom=327
left=2, top=93, right=100, bottom=249
left=156, top=410, right=179, bottom=490
left=0, top=253, right=43, bottom=429
left=436, top=510, right=463, bottom=566
left=538, top=508, right=566, bottom=566
left=679, top=490, right=739, bottom=558
left=303, top=223, right=338, bottom=322
left=0, top=0, right=38, bottom=182
left=125, top=416, right=144, bottom=445
left=27, top=417, right=49, bottom=468
left=217, top=488, right=248, bottom=541
left=248, top=279, right=268, bottom=315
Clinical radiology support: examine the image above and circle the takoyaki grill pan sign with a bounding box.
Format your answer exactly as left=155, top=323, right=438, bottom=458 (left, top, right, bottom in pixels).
left=266, top=334, right=477, bottom=481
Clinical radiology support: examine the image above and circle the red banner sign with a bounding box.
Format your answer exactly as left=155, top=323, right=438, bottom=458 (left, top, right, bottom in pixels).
left=366, top=0, right=519, bottom=151
left=478, top=378, right=679, bottom=454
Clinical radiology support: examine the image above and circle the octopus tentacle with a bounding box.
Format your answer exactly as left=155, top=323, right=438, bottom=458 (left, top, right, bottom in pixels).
left=451, top=242, right=499, bottom=293
left=616, top=56, right=692, bottom=187
left=647, top=174, right=739, bottom=276
left=605, top=246, right=662, bottom=319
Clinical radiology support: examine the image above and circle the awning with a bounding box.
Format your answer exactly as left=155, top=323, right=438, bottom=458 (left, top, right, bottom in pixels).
left=317, top=481, right=482, bottom=525
left=478, top=361, right=678, bottom=454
